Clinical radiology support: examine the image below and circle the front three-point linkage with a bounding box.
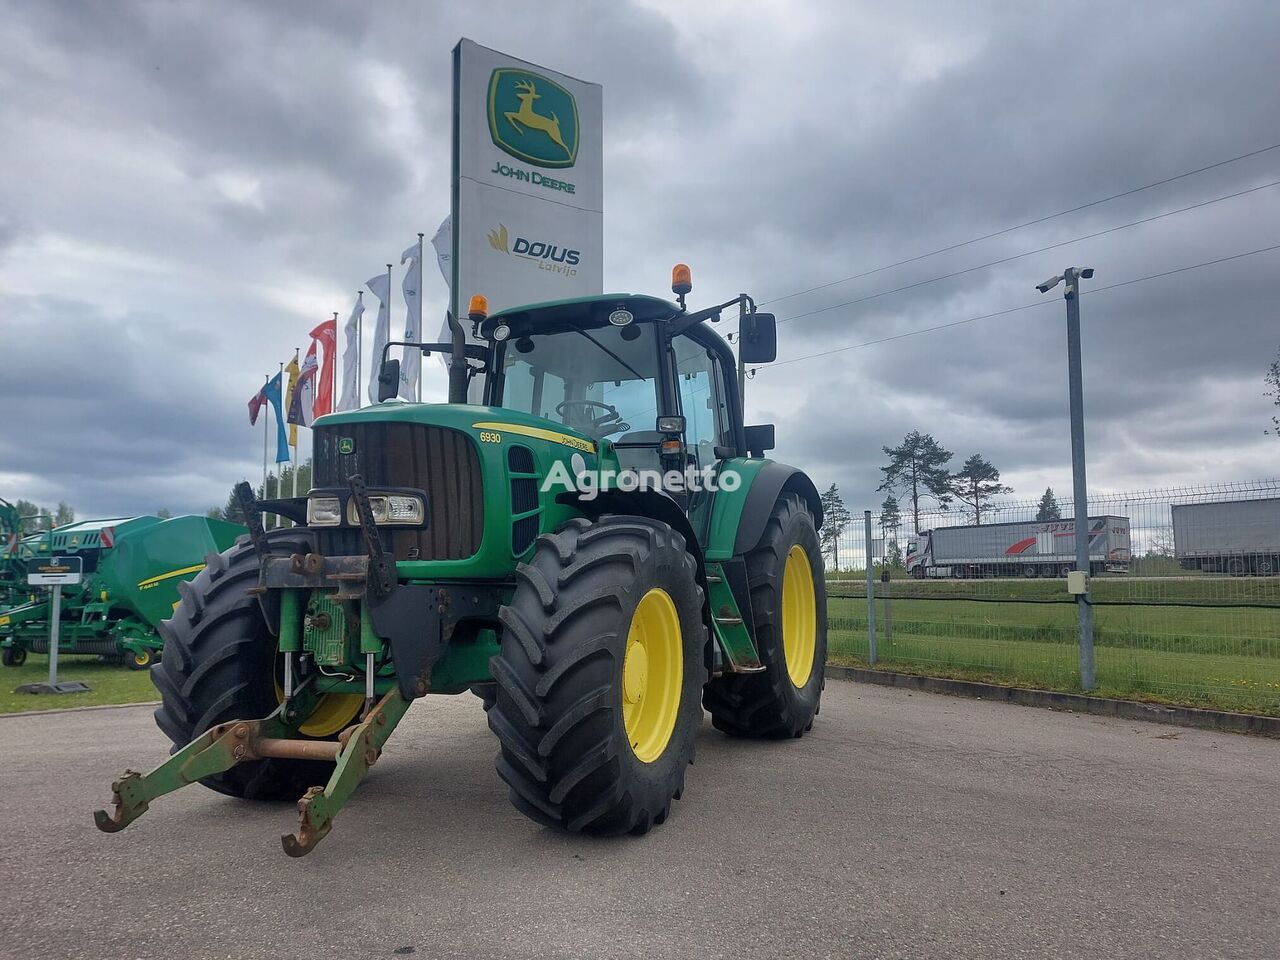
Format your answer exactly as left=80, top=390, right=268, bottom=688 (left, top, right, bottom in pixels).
left=94, top=475, right=414, bottom=857
left=93, top=682, right=411, bottom=856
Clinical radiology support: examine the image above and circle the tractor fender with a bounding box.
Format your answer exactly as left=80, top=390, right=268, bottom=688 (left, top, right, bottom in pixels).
left=728, top=462, right=823, bottom=557
left=557, top=490, right=706, bottom=580
left=557, top=489, right=715, bottom=676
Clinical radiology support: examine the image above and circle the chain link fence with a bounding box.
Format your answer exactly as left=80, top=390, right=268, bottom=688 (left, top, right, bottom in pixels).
left=825, top=480, right=1280, bottom=715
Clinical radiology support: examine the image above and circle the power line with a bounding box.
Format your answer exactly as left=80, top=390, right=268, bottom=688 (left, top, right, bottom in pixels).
left=753, top=139, right=1280, bottom=310
left=753, top=241, right=1280, bottom=372
left=768, top=178, right=1280, bottom=327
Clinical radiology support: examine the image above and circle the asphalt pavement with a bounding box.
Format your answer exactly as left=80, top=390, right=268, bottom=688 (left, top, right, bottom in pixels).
left=2, top=680, right=1276, bottom=960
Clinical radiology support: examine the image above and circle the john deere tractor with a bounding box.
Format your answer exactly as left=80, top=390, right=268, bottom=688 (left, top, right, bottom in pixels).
left=95, top=269, right=826, bottom=856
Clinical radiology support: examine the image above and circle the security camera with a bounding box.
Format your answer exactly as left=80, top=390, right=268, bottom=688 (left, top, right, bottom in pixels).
left=1080, top=267, right=1095, bottom=279
left=1036, top=275, right=1062, bottom=294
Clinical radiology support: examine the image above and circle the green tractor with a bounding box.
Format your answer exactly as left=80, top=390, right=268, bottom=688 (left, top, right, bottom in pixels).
left=95, top=273, right=826, bottom=856
left=2, top=515, right=245, bottom=669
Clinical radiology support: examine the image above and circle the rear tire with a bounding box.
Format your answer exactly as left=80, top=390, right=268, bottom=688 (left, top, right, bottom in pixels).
left=151, top=530, right=343, bottom=801
left=703, top=495, right=827, bottom=739
left=488, top=516, right=706, bottom=835
left=1, top=646, right=25, bottom=667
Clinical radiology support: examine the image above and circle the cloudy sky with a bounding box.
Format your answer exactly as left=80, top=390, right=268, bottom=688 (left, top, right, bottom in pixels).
left=2, top=0, right=1278, bottom=523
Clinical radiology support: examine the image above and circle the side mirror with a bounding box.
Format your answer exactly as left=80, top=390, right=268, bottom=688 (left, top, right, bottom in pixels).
left=738, top=312, right=777, bottom=364
left=377, top=359, right=400, bottom=402
left=744, top=423, right=775, bottom=457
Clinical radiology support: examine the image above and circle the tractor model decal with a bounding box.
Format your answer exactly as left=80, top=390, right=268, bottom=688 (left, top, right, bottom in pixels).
left=471, top=421, right=595, bottom=453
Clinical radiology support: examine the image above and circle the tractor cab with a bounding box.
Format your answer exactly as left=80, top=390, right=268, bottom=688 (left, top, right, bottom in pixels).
left=481, top=292, right=747, bottom=477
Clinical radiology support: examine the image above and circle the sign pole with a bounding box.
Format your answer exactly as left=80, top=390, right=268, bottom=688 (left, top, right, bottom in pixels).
left=48, top=583, right=61, bottom=687
left=14, top=555, right=89, bottom=695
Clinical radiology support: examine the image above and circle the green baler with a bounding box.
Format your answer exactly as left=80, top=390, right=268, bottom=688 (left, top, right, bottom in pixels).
left=94, top=277, right=828, bottom=857
left=0, top=515, right=245, bottom=668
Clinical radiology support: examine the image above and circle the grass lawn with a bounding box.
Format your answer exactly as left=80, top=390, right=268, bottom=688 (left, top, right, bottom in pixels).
left=0, top=655, right=158, bottom=714
left=3, top=586, right=1277, bottom=719
left=827, top=594, right=1280, bottom=715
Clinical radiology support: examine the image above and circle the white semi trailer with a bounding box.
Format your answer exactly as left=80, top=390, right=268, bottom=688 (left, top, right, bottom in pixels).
left=1172, top=498, right=1280, bottom=576
left=905, top=516, right=1132, bottom=579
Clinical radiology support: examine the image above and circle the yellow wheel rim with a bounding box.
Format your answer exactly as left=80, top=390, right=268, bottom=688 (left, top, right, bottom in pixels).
left=133, top=650, right=151, bottom=666
left=782, top=545, right=817, bottom=687
left=274, top=680, right=363, bottom=739
left=622, top=588, right=683, bottom=763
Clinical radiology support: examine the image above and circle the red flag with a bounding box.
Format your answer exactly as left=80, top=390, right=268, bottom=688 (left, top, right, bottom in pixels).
left=248, top=383, right=267, bottom=425
left=309, top=317, right=338, bottom=418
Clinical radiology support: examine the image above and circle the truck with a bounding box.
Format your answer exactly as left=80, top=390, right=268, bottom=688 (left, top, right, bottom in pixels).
left=1171, top=498, right=1280, bottom=576
left=1, top=514, right=246, bottom=667
left=905, top=516, right=1132, bottom=579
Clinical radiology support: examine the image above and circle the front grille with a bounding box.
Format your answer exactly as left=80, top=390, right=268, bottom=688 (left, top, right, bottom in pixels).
left=312, top=422, right=483, bottom=561
left=510, top=477, right=539, bottom=515
left=512, top=514, right=539, bottom=555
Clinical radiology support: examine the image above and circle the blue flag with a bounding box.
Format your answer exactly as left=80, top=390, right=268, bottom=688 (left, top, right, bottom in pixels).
left=262, top=372, right=290, bottom=463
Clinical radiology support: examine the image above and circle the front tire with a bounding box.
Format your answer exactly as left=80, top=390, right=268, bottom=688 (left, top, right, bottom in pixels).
left=703, top=495, right=827, bottom=739
left=488, top=516, right=707, bottom=835
left=1, top=646, right=25, bottom=667
left=151, top=530, right=353, bottom=801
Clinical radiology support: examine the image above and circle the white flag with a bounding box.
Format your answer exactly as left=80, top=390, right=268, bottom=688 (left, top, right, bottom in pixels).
left=366, top=269, right=392, bottom=405
left=399, top=239, right=423, bottom=401
left=430, top=215, right=452, bottom=287
left=337, top=292, right=363, bottom=411
left=287, top=342, right=318, bottom=429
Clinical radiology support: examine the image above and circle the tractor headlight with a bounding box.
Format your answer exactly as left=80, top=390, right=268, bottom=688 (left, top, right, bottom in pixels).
left=346, top=495, right=425, bottom=526
left=307, top=497, right=343, bottom=526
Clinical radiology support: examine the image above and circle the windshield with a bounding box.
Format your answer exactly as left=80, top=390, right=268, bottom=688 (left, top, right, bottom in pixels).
left=498, top=322, right=661, bottom=442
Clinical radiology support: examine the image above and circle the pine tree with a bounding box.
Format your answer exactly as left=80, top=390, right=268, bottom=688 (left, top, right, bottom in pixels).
left=818, top=484, right=852, bottom=570
left=949, top=454, right=1012, bottom=525
left=1035, top=487, right=1062, bottom=521
left=879, top=494, right=902, bottom=566
left=1267, top=348, right=1280, bottom=436
left=877, top=431, right=952, bottom=533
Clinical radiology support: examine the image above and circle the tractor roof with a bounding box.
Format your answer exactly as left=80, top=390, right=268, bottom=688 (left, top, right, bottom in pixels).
left=484, top=293, right=680, bottom=337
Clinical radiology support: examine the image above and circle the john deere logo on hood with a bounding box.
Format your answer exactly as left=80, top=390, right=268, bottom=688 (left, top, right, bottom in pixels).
left=337, top=437, right=355, bottom=455
left=488, top=69, right=579, bottom=168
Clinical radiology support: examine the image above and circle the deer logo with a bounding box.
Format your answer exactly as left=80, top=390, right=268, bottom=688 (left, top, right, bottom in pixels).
left=487, top=69, right=580, bottom=169
left=504, top=79, right=572, bottom=160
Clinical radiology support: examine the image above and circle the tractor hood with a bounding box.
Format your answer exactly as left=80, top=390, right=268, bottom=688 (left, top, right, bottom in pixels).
left=314, top=402, right=606, bottom=460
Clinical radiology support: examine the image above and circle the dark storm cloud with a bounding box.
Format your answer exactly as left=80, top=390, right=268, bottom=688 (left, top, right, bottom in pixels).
left=0, top=0, right=1276, bottom=518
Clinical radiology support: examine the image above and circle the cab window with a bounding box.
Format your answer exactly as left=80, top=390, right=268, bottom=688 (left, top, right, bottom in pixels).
left=671, top=335, right=731, bottom=469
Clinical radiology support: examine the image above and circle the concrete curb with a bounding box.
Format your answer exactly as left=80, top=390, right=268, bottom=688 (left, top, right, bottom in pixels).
left=825, top=665, right=1280, bottom=738
left=0, top=700, right=159, bottom=720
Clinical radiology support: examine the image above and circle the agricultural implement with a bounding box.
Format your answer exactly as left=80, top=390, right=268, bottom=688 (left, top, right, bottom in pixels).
left=1, top=515, right=245, bottom=668
left=95, top=269, right=828, bottom=856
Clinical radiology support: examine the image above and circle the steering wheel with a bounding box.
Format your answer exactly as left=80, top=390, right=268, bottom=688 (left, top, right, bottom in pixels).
left=555, top=399, right=630, bottom=439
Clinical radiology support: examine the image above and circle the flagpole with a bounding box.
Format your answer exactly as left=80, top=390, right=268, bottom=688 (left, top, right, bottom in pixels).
left=416, top=232, right=424, bottom=401
left=327, top=312, right=335, bottom=415
left=275, top=361, right=283, bottom=528
left=291, top=349, right=299, bottom=528
left=356, top=292, right=363, bottom=408
left=261, top=374, right=268, bottom=507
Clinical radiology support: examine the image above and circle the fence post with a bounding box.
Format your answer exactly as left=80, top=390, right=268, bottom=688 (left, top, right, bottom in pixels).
left=864, top=510, right=877, bottom=665
left=881, top=568, right=893, bottom=645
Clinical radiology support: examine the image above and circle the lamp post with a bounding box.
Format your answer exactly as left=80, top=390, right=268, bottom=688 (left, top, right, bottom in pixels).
left=1036, top=266, right=1096, bottom=691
